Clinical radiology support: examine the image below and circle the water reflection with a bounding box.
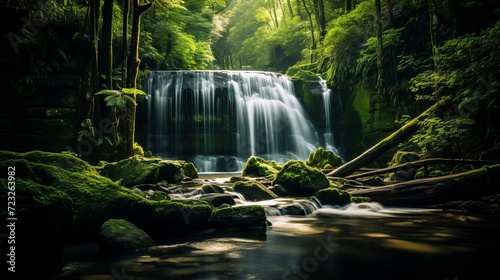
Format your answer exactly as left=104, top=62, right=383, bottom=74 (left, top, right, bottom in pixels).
left=55, top=203, right=500, bottom=280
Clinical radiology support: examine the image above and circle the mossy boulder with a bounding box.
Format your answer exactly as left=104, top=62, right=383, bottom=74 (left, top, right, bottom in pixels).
left=98, top=219, right=154, bottom=256
left=199, top=193, right=236, bottom=207
left=273, top=160, right=330, bottom=195
left=306, top=146, right=342, bottom=169
left=0, top=150, right=212, bottom=242
left=209, top=205, right=268, bottom=230
left=100, top=155, right=198, bottom=187
left=389, top=151, right=421, bottom=181
left=242, top=156, right=283, bottom=177
left=0, top=175, right=73, bottom=279
left=233, top=181, right=279, bottom=201
left=315, top=188, right=352, bottom=206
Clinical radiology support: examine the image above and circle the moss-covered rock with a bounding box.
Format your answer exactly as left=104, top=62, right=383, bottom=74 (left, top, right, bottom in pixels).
left=242, top=156, right=283, bottom=177
left=233, top=181, right=278, bottom=201
left=0, top=168, right=73, bottom=279
left=315, top=188, right=352, bottom=206
left=100, top=155, right=198, bottom=187
left=273, top=160, right=330, bottom=195
left=0, top=150, right=212, bottom=242
left=98, top=219, right=154, bottom=256
left=199, top=193, right=236, bottom=207
left=306, top=146, right=342, bottom=169
left=389, top=150, right=421, bottom=181
left=209, top=205, right=268, bottom=230
left=202, top=184, right=225, bottom=194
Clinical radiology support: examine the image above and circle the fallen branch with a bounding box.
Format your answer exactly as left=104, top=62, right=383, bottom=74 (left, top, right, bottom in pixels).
left=327, top=97, right=451, bottom=178
left=344, top=158, right=500, bottom=180
left=348, top=164, right=500, bottom=206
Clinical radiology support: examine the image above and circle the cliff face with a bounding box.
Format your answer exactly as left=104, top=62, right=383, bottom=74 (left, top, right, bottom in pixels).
left=293, top=78, right=397, bottom=166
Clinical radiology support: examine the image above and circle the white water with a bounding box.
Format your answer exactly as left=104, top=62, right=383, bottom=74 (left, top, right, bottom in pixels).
left=145, top=71, right=334, bottom=172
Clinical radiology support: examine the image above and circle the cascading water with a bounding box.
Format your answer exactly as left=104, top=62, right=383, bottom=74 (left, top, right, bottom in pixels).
left=143, top=70, right=334, bottom=172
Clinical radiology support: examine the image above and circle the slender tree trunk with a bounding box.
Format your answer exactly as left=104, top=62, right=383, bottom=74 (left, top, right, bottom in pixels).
left=300, top=0, right=316, bottom=62
left=121, top=0, right=152, bottom=158
left=345, top=0, right=352, bottom=12
left=122, top=0, right=130, bottom=88
left=375, top=0, right=384, bottom=98
left=327, top=97, right=451, bottom=178
left=428, top=0, right=441, bottom=71
left=100, top=0, right=113, bottom=90
left=313, top=0, right=326, bottom=41
left=90, top=0, right=101, bottom=125
left=286, top=0, right=294, bottom=17
left=386, top=0, right=398, bottom=84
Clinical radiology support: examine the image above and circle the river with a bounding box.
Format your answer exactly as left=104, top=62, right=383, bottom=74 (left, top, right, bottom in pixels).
left=53, top=174, right=500, bottom=280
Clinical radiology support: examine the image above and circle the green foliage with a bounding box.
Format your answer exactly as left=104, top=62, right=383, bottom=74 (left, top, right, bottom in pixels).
left=95, top=88, right=147, bottom=108
left=400, top=116, right=475, bottom=158
left=322, top=1, right=375, bottom=90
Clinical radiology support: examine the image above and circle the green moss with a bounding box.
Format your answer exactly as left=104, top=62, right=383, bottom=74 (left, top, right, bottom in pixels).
left=0, top=151, right=212, bottom=241
left=273, top=160, right=330, bottom=195
left=242, top=156, right=283, bottom=177
left=233, top=181, right=278, bottom=201
left=351, top=196, right=372, bottom=203
left=98, top=219, right=154, bottom=256
left=306, top=146, right=342, bottom=169
left=133, top=142, right=145, bottom=156
left=286, top=63, right=318, bottom=77
left=209, top=205, right=267, bottom=229
left=315, top=188, right=352, bottom=206
left=182, top=162, right=199, bottom=179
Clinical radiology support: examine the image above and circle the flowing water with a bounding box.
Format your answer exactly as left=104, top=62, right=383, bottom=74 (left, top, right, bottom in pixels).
left=54, top=175, right=500, bottom=280
left=141, top=71, right=335, bottom=172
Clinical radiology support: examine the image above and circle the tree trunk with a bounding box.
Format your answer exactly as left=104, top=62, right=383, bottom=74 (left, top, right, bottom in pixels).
left=300, top=0, right=316, bottom=62
left=342, top=158, right=500, bottom=180
left=121, top=0, right=130, bottom=87
left=313, top=0, right=326, bottom=41
left=428, top=0, right=441, bottom=71
left=375, top=0, right=384, bottom=98
left=327, top=96, right=452, bottom=178
left=121, top=0, right=152, bottom=159
left=348, top=164, right=500, bottom=207
left=100, top=0, right=113, bottom=90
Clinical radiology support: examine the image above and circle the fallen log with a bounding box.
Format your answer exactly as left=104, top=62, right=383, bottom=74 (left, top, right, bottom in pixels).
left=327, top=96, right=451, bottom=178
left=343, top=158, right=500, bottom=180
left=348, top=164, right=500, bottom=207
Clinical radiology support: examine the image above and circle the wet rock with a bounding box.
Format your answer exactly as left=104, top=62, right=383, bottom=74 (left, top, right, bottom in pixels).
left=202, top=184, right=225, bottom=194
left=100, top=155, right=198, bottom=187
left=200, top=193, right=236, bottom=207
left=233, top=180, right=278, bottom=201
left=315, top=187, right=352, bottom=206
left=270, top=184, right=289, bottom=196
left=279, top=204, right=307, bottom=216
left=306, top=146, right=342, bottom=169
left=242, top=156, right=283, bottom=177
left=209, top=205, right=268, bottom=230
left=273, top=160, right=330, bottom=195
left=98, top=219, right=154, bottom=256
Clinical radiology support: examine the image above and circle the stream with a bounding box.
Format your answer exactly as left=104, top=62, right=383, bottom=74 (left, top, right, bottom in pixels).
left=53, top=174, right=500, bottom=280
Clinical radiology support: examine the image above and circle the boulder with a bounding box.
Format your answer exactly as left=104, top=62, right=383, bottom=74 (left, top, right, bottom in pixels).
left=0, top=150, right=212, bottom=242
left=315, top=188, right=352, bottom=206
left=209, top=205, right=268, bottom=230
left=98, top=219, right=154, bottom=256
left=100, top=155, right=199, bottom=187
left=273, top=160, right=330, bottom=195
left=242, top=156, right=283, bottom=177
left=233, top=180, right=278, bottom=201
left=199, top=193, right=236, bottom=207
left=306, top=146, right=342, bottom=169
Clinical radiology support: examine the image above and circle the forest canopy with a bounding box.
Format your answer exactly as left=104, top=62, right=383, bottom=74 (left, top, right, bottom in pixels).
left=1, top=0, right=499, bottom=163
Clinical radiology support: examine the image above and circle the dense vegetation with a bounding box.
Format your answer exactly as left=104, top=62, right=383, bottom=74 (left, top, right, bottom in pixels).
left=1, top=0, right=499, bottom=163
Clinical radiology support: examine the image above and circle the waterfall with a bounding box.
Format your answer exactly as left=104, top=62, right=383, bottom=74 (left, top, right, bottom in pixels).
left=143, top=70, right=332, bottom=172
